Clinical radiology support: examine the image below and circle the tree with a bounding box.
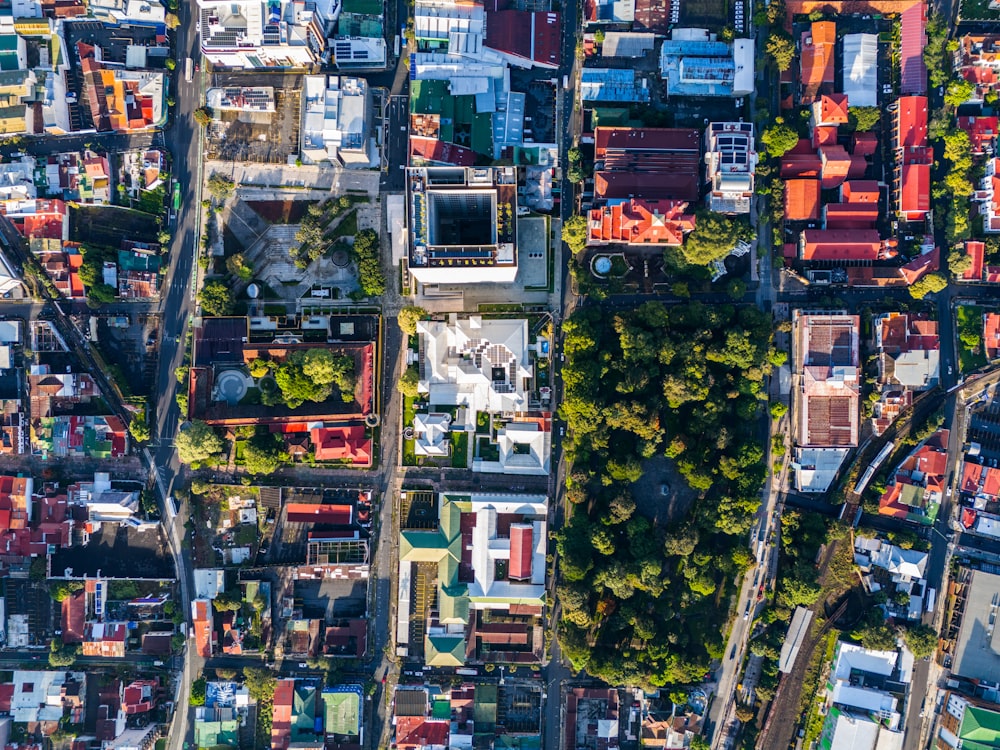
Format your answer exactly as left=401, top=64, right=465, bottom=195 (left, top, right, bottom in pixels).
left=726, top=278, right=747, bottom=300
left=735, top=705, right=756, bottom=723
left=190, top=678, right=207, bottom=707
left=760, top=123, right=799, bottom=158
left=903, top=624, right=938, bottom=659
left=165, top=12, right=181, bottom=28
left=398, top=366, right=420, bottom=397
left=193, top=107, right=214, bottom=127
left=87, top=283, right=116, bottom=306
left=949, top=246, right=974, bottom=278
left=226, top=253, right=254, bottom=282
left=129, top=416, right=150, bottom=443
left=856, top=622, right=897, bottom=651
left=243, top=435, right=283, bottom=475
left=679, top=212, right=755, bottom=266
left=176, top=420, right=224, bottom=466
left=206, top=172, right=235, bottom=202
left=164, top=58, right=176, bottom=71
left=848, top=106, right=881, bottom=132
left=352, top=229, right=385, bottom=296
left=562, top=215, right=588, bottom=255
left=243, top=667, right=277, bottom=703
left=945, top=79, right=976, bottom=108
left=908, top=272, right=948, bottom=299
left=274, top=350, right=355, bottom=408
left=766, top=32, right=795, bottom=71
left=397, top=306, right=429, bottom=335
left=199, top=280, right=235, bottom=316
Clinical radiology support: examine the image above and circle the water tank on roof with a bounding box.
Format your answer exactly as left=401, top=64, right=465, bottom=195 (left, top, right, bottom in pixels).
left=247, top=283, right=260, bottom=299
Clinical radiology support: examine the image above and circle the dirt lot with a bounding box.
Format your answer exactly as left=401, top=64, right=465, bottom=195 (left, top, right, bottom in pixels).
left=70, top=205, right=160, bottom=248
left=245, top=200, right=317, bottom=224
left=205, top=88, right=302, bottom=164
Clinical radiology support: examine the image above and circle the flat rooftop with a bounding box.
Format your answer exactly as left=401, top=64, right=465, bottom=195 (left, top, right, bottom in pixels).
left=954, top=569, right=1000, bottom=683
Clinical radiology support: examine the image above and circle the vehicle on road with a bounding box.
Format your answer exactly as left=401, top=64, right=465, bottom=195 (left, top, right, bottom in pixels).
left=184, top=58, right=193, bottom=83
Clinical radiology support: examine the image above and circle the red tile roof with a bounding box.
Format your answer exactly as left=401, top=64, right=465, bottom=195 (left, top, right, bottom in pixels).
left=900, top=162, right=931, bottom=219
left=958, top=115, right=999, bottom=155
left=800, top=229, right=882, bottom=262
left=785, top=179, right=821, bottom=220
left=851, top=132, right=878, bottom=156
left=800, top=21, right=836, bottom=103
left=897, top=96, right=929, bottom=148
left=310, top=425, right=372, bottom=465
left=781, top=150, right=824, bottom=179
left=192, top=600, right=213, bottom=658
left=824, top=202, right=879, bottom=230
left=509, top=523, right=533, bottom=580
left=819, top=145, right=851, bottom=189
left=900, top=2, right=928, bottom=95
left=965, top=240, right=986, bottom=281
left=485, top=11, right=561, bottom=68
left=986, top=312, right=1000, bottom=360
left=812, top=124, right=839, bottom=149
left=816, top=94, right=849, bottom=125
left=842, top=181, right=879, bottom=203
left=586, top=199, right=695, bottom=245
left=593, top=127, right=701, bottom=202
left=285, top=503, right=353, bottom=525
left=396, top=717, right=451, bottom=750
left=409, top=136, right=477, bottom=167
left=271, top=679, right=295, bottom=750
left=899, top=247, right=940, bottom=285
left=61, top=589, right=86, bottom=644
left=594, top=126, right=701, bottom=156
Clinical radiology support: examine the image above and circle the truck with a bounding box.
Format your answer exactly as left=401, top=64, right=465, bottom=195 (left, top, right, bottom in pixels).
left=184, top=57, right=193, bottom=83
left=926, top=588, right=937, bottom=613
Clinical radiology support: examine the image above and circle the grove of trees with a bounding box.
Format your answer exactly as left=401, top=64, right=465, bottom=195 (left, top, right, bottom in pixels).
left=555, top=302, right=775, bottom=687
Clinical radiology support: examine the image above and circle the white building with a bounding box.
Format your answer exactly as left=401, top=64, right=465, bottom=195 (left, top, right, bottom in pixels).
left=704, top=121, right=756, bottom=214
left=407, top=166, right=518, bottom=284
left=300, top=75, right=375, bottom=167
left=826, top=642, right=910, bottom=731
left=0, top=158, right=36, bottom=202
left=975, top=157, right=1000, bottom=233
left=194, top=569, right=226, bottom=600
left=331, top=36, right=387, bottom=68
left=413, top=0, right=485, bottom=47
left=206, top=86, right=276, bottom=113
left=11, top=670, right=85, bottom=724
left=660, top=29, right=754, bottom=97
left=68, top=473, right=148, bottom=532
left=197, top=0, right=326, bottom=68
left=87, top=0, right=166, bottom=25
left=842, top=34, right=878, bottom=108
left=416, top=315, right=533, bottom=420
left=475, top=421, right=550, bottom=476
left=412, top=411, right=452, bottom=457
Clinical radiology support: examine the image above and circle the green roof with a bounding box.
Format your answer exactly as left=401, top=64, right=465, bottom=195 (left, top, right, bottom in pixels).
left=439, top=584, right=470, bottom=625
left=291, top=684, right=317, bottom=738
left=496, top=736, right=541, bottom=750
left=425, top=633, right=466, bottom=667
left=590, top=107, right=630, bottom=128
left=194, top=717, right=239, bottom=748
left=410, top=80, right=455, bottom=143
left=474, top=683, right=497, bottom=732
left=340, top=0, right=382, bottom=14
left=961, top=705, right=1000, bottom=748
left=118, top=249, right=161, bottom=273
left=471, top=113, right=493, bottom=157
left=431, top=697, right=452, bottom=720
left=323, top=688, right=361, bottom=737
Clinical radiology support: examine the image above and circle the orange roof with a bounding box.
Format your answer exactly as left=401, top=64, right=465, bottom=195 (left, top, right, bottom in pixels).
left=986, top=312, right=1000, bottom=359
left=851, top=132, right=878, bottom=156
left=965, top=240, right=985, bottom=281
left=812, top=124, right=839, bottom=148
left=841, top=181, right=879, bottom=203
left=587, top=199, right=695, bottom=245
left=897, top=96, right=929, bottom=148
left=900, top=162, right=931, bottom=218
left=819, top=145, right=851, bottom=189
left=192, top=600, right=213, bottom=658
left=800, top=229, right=882, bottom=262
left=310, top=425, right=372, bottom=465
left=899, top=247, right=939, bottom=285
left=784, top=0, right=922, bottom=28
left=824, top=202, right=879, bottom=230
left=784, top=179, right=821, bottom=220
left=781, top=151, right=823, bottom=179
left=800, top=21, right=836, bottom=103
left=816, top=94, right=849, bottom=125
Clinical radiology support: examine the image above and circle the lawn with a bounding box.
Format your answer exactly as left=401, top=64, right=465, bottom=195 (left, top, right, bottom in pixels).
left=957, top=305, right=988, bottom=373
left=961, top=0, right=1000, bottom=20
left=403, top=395, right=418, bottom=466
left=476, top=411, right=490, bottom=434
left=451, top=431, right=469, bottom=468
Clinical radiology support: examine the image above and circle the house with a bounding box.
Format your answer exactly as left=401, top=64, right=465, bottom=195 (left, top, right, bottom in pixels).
left=799, top=229, right=883, bottom=263
left=197, top=0, right=326, bottom=68
left=874, top=313, right=940, bottom=390
left=895, top=96, right=931, bottom=221
left=704, top=122, right=757, bottom=214
left=68, top=472, right=145, bottom=534
left=42, top=151, right=111, bottom=204
left=987, top=312, right=1000, bottom=360
left=659, top=28, right=754, bottom=97
left=300, top=76, right=376, bottom=168
left=956, top=35, right=1000, bottom=103
left=78, top=47, right=164, bottom=132
left=938, top=692, right=1000, bottom=750
left=586, top=199, right=696, bottom=245
left=593, top=126, right=701, bottom=202
left=194, top=705, right=239, bottom=748
left=812, top=94, right=849, bottom=127
left=580, top=68, right=650, bottom=103
left=82, top=622, right=128, bottom=658
left=793, top=311, right=860, bottom=493
left=10, top=670, right=85, bottom=731
left=800, top=21, right=836, bottom=104
left=271, top=679, right=321, bottom=750
left=964, top=240, right=986, bottom=281
left=412, top=412, right=452, bottom=457
left=854, top=535, right=928, bottom=620
left=958, top=115, right=999, bottom=155
left=785, top=179, right=821, bottom=221
left=323, top=685, right=363, bottom=743
left=310, top=424, right=372, bottom=465
left=191, top=599, right=214, bottom=657
left=975, top=157, right=1000, bottom=233
left=878, top=430, right=948, bottom=525
left=825, top=642, right=909, bottom=731
left=396, top=492, right=548, bottom=666
left=406, top=166, right=518, bottom=284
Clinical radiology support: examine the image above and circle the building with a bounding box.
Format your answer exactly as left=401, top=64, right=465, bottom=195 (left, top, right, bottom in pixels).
left=841, top=34, right=878, bottom=107
left=271, top=679, right=321, bottom=750
left=976, top=157, right=1000, bottom=233
left=877, top=430, right=947, bottom=525
left=704, top=121, right=756, bottom=214
left=952, top=569, right=1000, bottom=683
left=564, top=688, right=621, bottom=750
left=938, top=692, right=1000, bottom=750
left=792, top=311, right=860, bottom=493
left=300, top=75, right=375, bottom=168
left=800, top=21, right=836, bottom=104
left=396, top=492, right=548, bottom=666
left=331, top=35, right=387, bottom=68
left=798, top=229, right=883, bottom=263
left=900, top=2, right=927, bottom=95
left=81, top=622, right=128, bottom=658
left=310, top=424, right=372, bottom=465
left=586, top=199, right=696, bottom=245
left=0, top=69, right=32, bottom=135
left=819, top=707, right=903, bottom=750
left=854, top=534, right=928, bottom=620
left=10, top=670, right=85, bottom=729
left=197, top=0, right=326, bottom=68
left=659, top=28, right=754, bottom=97
left=872, top=313, right=939, bottom=434
left=41, top=151, right=111, bottom=204
left=406, top=166, right=518, bottom=285
left=580, top=68, right=650, bottom=103
left=194, top=705, right=239, bottom=748
left=67, top=472, right=148, bottom=533
left=955, top=35, right=1000, bottom=103
left=785, top=179, right=821, bottom=221
left=894, top=96, right=931, bottom=222
left=79, top=50, right=164, bottom=132
left=483, top=9, right=561, bottom=69
left=323, top=685, right=363, bottom=744
left=593, top=126, right=701, bottom=202
left=825, top=641, right=910, bottom=734
left=958, top=115, right=999, bottom=155
left=191, top=599, right=214, bottom=657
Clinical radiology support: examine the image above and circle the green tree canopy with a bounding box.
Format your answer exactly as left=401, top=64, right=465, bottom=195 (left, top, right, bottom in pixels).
left=198, top=280, right=235, bottom=316
left=190, top=677, right=207, bottom=706
left=206, top=172, right=235, bottom=201
left=353, top=229, right=385, bottom=296
left=176, top=420, right=224, bottom=465
left=760, top=123, right=799, bottom=158
left=273, top=350, right=355, bottom=408
left=766, top=32, right=795, bottom=71
left=562, top=215, right=588, bottom=255
left=849, top=106, right=881, bottom=132
left=945, top=79, right=976, bottom=108
left=678, top=212, right=755, bottom=266
left=398, top=366, right=420, bottom=397
left=243, top=435, right=284, bottom=475
left=908, top=272, right=948, bottom=299
left=903, top=623, right=937, bottom=659
left=397, top=306, right=429, bottom=335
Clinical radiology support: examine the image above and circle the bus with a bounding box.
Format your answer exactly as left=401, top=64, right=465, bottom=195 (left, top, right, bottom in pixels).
left=172, top=182, right=181, bottom=212
left=184, top=57, right=193, bottom=83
